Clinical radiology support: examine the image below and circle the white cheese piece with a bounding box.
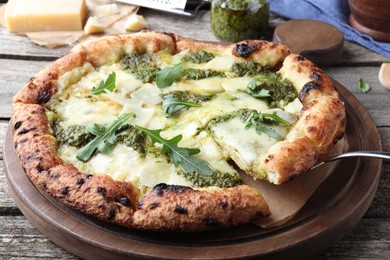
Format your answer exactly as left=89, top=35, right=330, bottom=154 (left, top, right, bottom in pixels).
left=205, top=56, right=236, bottom=71
left=120, top=100, right=155, bottom=127
left=166, top=77, right=224, bottom=93
left=95, top=4, right=119, bottom=17
left=84, top=17, right=105, bottom=34
left=130, top=83, right=162, bottom=106
left=5, top=0, right=87, bottom=32
left=211, top=117, right=282, bottom=168
left=283, top=98, right=303, bottom=115
left=220, top=76, right=253, bottom=92
left=58, top=97, right=120, bottom=126
left=125, top=14, right=147, bottom=31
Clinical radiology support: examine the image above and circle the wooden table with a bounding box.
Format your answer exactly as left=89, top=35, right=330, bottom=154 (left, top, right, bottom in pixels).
left=0, top=8, right=389, bottom=259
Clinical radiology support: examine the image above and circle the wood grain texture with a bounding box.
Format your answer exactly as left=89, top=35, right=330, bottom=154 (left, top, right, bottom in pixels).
left=0, top=6, right=389, bottom=259
left=273, top=20, right=344, bottom=65
left=0, top=60, right=50, bottom=119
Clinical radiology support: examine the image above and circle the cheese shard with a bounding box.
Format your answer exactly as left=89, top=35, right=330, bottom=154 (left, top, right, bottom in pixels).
left=4, top=0, right=87, bottom=32
left=125, top=15, right=147, bottom=31
left=84, top=17, right=105, bottom=35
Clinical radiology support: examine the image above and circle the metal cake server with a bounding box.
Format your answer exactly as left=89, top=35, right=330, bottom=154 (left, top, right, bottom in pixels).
left=311, top=151, right=390, bottom=170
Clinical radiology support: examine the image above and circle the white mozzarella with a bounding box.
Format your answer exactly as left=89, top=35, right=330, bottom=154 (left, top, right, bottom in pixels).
left=130, top=83, right=162, bottom=106
left=204, top=56, right=236, bottom=71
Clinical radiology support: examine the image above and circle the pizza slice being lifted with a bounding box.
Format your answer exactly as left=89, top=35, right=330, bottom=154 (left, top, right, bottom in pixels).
left=12, top=31, right=346, bottom=231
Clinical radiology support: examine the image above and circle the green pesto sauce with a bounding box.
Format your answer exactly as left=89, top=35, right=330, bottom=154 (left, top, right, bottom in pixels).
left=178, top=168, right=242, bottom=188
left=210, top=0, right=269, bottom=42
left=232, top=61, right=270, bottom=77
left=52, top=121, right=147, bottom=155
left=248, top=74, right=298, bottom=108
left=181, top=68, right=226, bottom=80
left=162, top=91, right=214, bottom=104
left=120, top=53, right=159, bottom=83
left=53, top=123, right=94, bottom=147
left=182, top=50, right=215, bottom=64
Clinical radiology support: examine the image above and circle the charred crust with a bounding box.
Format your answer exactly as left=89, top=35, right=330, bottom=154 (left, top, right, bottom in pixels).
left=60, top=186, right=69, bottom=195
left=205, top=219, right=220, bottom=226
left=300, top=81, right=321, bottom=101
left=138, top=201, right=143, bottom=208
left=296, top=55, right=306, bottom=61
left=153, top=183, right=193, bottom=196
left=38, top=89, right=51, bottom=103
left=119, top=197, right=131, bottom=206
left=36, top=165, right=45, bottom=173
left=17, top=128, right=30, bottom=135
left=97, top=186, right=106, bottom=196
left=76, top=178, right=85, bottom=185
left=14, top=121, right=22, bottom=130
left=106, top=205, right=116, bottom=220
left=310, top=72, right=321, bottom=80
left=150, top=201, right=159, bottom=209
left=233, top=42, right=255, bottom=58
left=220, top=201, right=228, bottom=209
left=174, top=205, right=188, bottom=214
left=85, top=174, right=93, bottom=179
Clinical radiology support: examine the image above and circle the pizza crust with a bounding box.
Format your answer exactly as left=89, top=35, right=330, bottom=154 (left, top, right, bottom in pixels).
left=12, top=31, right=345, bottom=230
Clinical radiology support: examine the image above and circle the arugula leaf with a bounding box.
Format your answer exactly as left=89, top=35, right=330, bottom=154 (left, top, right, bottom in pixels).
left=134, top=125, right=213, bottom=177
left=76, top=113, right=134, bottom=161
left=244, top=112, right=292, bottom=139
left=92, top=72, right=116, bottom=95
left=162, top=94, right=201, bottom=117
left=358, top=78, right=370, bottom=93
left=156, top=62, right=186, bottom=88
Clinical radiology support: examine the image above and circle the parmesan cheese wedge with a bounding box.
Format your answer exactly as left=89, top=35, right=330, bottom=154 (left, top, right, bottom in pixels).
left=125, top=15, right=148, bottom=31
left=84, top=17, right=105, bottom=35
left=4, top=0, right=87, bottom=33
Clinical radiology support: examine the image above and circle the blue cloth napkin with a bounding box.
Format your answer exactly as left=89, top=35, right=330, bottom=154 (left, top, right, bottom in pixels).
left=269, top=0, right=390, bottom=58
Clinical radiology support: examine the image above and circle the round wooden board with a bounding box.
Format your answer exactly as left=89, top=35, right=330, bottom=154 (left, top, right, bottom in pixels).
left=273, top=20, right=344, bottom=65
left=4, top=81, right=382, bottom=259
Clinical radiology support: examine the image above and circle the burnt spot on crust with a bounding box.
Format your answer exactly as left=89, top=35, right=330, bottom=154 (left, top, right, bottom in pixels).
left=300, top=81, right=321, bottom=101
left=36, top=165, right=45, bottom=173
left=17, top=127, right=34, bottom=135
left=205, top=219, right=220, bottom=226
left=14, top=121, right=22, bottom=130
left=85, top=174, right=93, bottom=179
left=76, top=178, right=85, bottom=185
left=307, top=126, right=316, bottom=132
left=60, top=186, right=69, bottom=195
left=220, top=201, right=228, bottom=209
left=233, top=43, right=255, bottom=58
left=138, top=201, right=143, bottom=208
left=106, top=205, right=117, bottom=220
left=97, top=186, right=106, bottom=196
left=296, top=55, right=306, bottom=61
left=174, top=205, right=188, bottom=214
left=150, top=201, right=159, bottom=209
left=37, top=89, right=51, bottom=103
left=153, top=183, right=194, bottom=196
left=119, top=196, right=130, bottom=206
left=310, top=72, right=321, bottom=80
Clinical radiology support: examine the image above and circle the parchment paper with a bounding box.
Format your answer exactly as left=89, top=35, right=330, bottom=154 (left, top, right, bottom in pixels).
left=0, top=0, right=139, bottom=48
left=250, top=138, right=347, bottom=228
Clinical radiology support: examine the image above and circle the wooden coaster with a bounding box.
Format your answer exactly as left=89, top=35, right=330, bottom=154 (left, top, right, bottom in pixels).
left=273, top=20, right=344, bottom=65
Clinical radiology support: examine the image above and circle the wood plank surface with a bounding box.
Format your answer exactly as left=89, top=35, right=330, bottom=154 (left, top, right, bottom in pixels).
left=0, top=4, right=389, bottom=259
left=0, top=9, right=388, bottom=65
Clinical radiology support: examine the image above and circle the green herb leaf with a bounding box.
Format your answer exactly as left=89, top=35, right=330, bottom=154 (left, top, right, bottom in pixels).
left=156, top=62, right=186, bottom=88
left=358, top=78, right=370, bottom=93
left=244, top=111, right=292, bottom=139
left=162, top=94, right=201, bottom=117
left=134, top=125, right=213, bottom=177
left=76, top=113, right=134, bottom=161
left=92, top=72, right=116, bottom=95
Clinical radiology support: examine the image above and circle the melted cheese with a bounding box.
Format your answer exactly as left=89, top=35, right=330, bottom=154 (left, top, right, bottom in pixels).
left=51, top=49, right=303, bottom=192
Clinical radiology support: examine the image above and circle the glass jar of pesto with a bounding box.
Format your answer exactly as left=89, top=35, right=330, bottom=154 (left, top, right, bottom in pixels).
left=210, top=0, right=269, bottom=42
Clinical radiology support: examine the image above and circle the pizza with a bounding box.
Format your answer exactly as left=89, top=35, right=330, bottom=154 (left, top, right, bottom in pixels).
left=11, top=31, right=346, bottom=231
